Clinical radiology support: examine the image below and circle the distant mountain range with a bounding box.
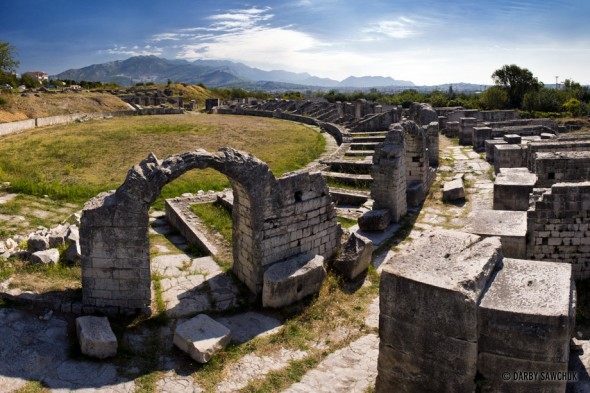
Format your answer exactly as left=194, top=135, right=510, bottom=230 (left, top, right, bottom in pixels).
left=52, top=56, right=416, bottom=89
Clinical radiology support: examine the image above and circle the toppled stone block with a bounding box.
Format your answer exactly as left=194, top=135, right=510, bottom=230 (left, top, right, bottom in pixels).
left=173, top=314, right=231, bottom=363
left=333, top=232, right=373, bottom=280
left=443, top=178, right=465, bottom=202
left=48, top=223, right=69, bottom=247
left=27, top=234, right=49, bottom=253
left=30, top=248, right=60, bottom=265
left=358, top=209, right=391, bottom=232
left=62, top=240, right=81, bottom=263
left=262, top=254, right=326, bottom=308
left=76, top=316, right=117, bottom=359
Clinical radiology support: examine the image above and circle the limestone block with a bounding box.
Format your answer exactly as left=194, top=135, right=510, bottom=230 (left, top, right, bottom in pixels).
left=464, top=210, right=527, bottom=259
left=377, top=231, right=502, bottom=393
left=380, top=231, right=501, bottom=341
left=442, top=178, right=465, bottom=202
left=28, top=234, right=49, bottom=252
left=63, top=240, right=81, bottom=263
left=493, top=168, right=537, bottom=211
left=405, top=181, right=424, bottom=207
left=262, top=254, right=326, bottom=308
left=478, top=258, right=574, bottom=363
left=376, top=342, right=477, bottom=393
left=358, top=209, right=391, bottom=232
left=477, top=352, right=567, bottom=393
left=76, top=316, right=117, bottom=359
left=333, top=232, right=373, bottom=280
left=503, top=133, right=522, bottom=144
left=173, top=314, right=231, bottom=363
left=30, top=248, right=60, bottom=265
left=48, top=224, right=69, bottom=247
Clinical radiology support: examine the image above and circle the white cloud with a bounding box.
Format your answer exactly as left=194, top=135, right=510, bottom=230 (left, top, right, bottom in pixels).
left=363, top=17, right=423, bottom=39
left=104, top=45, right=163, bottom=57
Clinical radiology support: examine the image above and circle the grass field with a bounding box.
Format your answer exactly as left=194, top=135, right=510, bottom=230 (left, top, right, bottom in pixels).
left=0, top=113, right=325, bottom=205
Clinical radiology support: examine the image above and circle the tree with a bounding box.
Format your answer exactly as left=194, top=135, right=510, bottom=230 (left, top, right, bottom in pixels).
left=523, top=88, right=561, bottom=113
left=0, top=40, right=19, bottom=75
left=563, top=98, right=582, bottom=116
left=491, top=64, right=541, bottom=108
left=479, top=86, right=508, bottom=109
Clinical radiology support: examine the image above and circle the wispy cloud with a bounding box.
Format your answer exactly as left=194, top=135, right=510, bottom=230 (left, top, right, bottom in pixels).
left=103, top=45, right=163, bottom=57
left=363, top=17, right=424, bottom=39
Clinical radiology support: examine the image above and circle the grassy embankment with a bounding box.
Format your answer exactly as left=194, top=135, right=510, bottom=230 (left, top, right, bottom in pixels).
left=0, top=114, right=325, bottom=207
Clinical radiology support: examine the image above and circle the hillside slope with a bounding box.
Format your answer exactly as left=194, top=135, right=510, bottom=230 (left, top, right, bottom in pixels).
left=0, top=92, right=131, bottom=123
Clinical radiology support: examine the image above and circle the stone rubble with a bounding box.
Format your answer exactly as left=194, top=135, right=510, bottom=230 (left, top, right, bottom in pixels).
left=173, top=314, right=232, bottom=363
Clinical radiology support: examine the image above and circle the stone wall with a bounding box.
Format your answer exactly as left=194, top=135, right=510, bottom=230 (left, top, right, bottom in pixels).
left=80, top=147, right=341, bottom=315
left=527, top=140, right=590, bottom=172
left=351, top=109, right=400, bottom=132
left=535, top=151, right=590, bottom=187
left=0, top=108, right=183, bottom=137
left=526, top=182, right=590, bottom=280
left=371, top=127, right=407, bottom=222
left=370, top=120, right=434, bottom=221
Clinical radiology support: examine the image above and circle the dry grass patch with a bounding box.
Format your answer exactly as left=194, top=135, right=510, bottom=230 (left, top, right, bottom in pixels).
left=5, top=258, right=81, bottom=293
left=0, top=114, right=325, bottom=204
left=193, top=269, right=379, bottom=392
left=0, top=91, right=130, bottom=122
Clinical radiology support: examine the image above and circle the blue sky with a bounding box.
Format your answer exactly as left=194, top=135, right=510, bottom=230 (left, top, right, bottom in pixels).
left=1, top=0, right=589, bottom=85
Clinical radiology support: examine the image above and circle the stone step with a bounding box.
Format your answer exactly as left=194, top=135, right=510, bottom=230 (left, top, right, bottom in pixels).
left=349, top=142, right=380, bottom=150
left=329, top=188, right=370, bottom=206
left=350, top=136, right=386, bottom=143
left=321, top=159, right=372, bottom=174
left=322, top=171, right=373, bottom=188
left=345, top=150, right=374, bottom=157
left=350, top=131, right=388, bottom=137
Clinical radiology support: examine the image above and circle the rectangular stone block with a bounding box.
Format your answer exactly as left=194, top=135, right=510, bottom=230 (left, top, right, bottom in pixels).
left=477, top=352, right=568, bottom=393
left=379, top=314, right=477, bottom=370
left=380, top=231, right=501, bottom=341
left=262, top=254, right=326, bottom=308
left=377, top=343, right=476, bottom=393
left=478, top=258, right=574, bottom=363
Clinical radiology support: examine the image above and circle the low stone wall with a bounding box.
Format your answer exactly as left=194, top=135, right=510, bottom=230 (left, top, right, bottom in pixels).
left=527, top=182, right=590, bottom=279
left=527, top=140, right=590, bottom=172
left=0, top=119, right=36, bottom=136
left=0, top=108, right=183, bottom=137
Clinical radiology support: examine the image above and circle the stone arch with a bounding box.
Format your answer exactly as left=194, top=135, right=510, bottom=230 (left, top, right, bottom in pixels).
left=80, top=147, right=341, bottom=315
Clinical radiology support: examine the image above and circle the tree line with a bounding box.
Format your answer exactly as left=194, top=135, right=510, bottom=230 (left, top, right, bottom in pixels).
left=1, top=39, right=588, bottom=116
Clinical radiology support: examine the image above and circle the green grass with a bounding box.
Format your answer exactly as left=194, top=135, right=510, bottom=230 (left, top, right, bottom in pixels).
left=190, top=202, right=233, bottom=245
left=193, top=270, right=379, bottom=391
left=337, top=216, right=357, bottom=229
left=0, top=114, right=326, bottom=204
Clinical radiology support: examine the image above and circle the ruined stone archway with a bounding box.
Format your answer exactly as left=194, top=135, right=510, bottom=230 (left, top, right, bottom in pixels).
left=80, top=147, right=341, bottom=315
left=370, top=120, right=435, bottom=223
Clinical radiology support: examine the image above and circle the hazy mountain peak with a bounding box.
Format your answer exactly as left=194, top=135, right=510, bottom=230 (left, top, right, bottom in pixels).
left=53, top=56, right=415, bottom=89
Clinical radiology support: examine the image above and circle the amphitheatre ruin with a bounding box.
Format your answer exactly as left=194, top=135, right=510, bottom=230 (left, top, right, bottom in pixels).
left=1, top=90, right=590, bottom=392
